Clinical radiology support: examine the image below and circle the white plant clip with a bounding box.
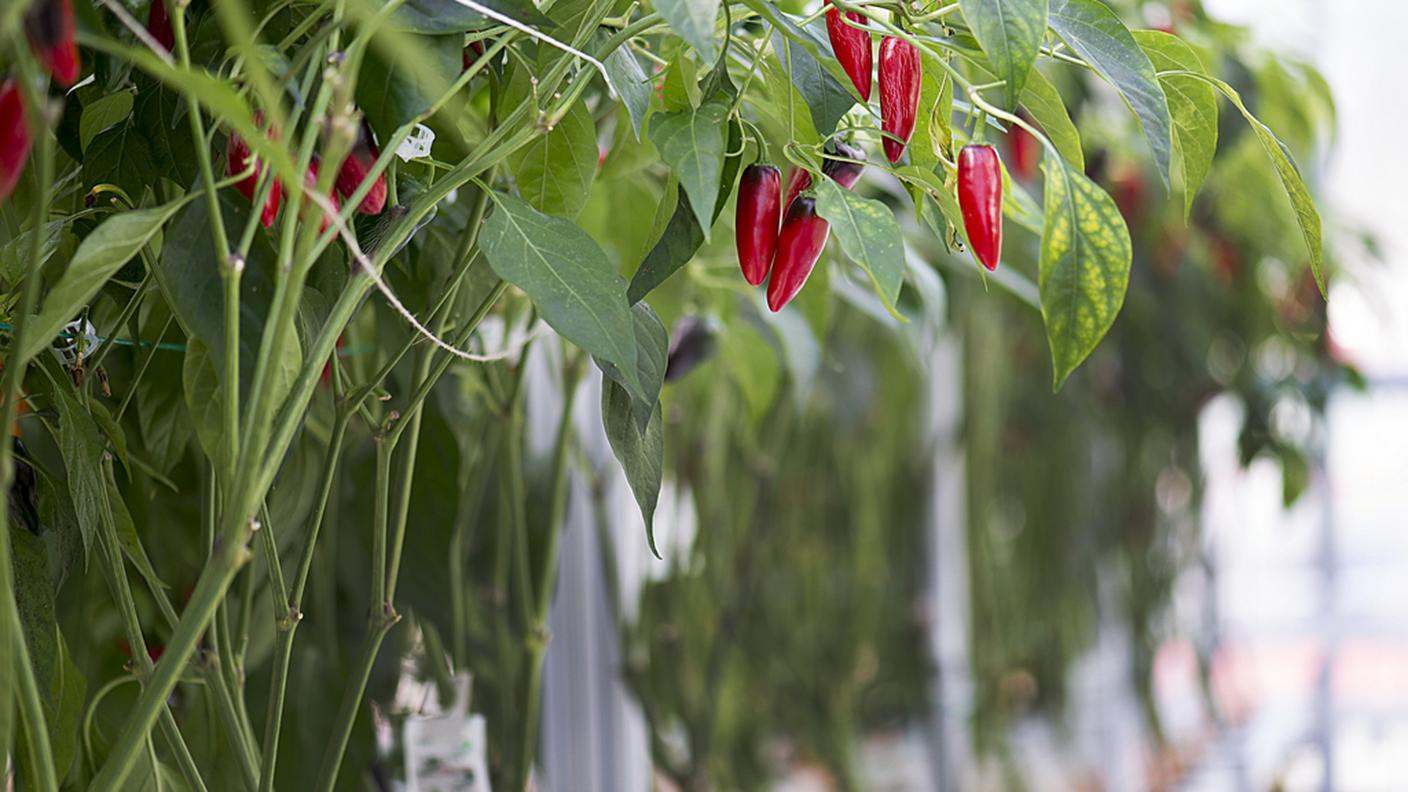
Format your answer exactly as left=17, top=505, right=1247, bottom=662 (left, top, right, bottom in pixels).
left=53, top=319, right=100, bottom=367
left=396, top=124, right=436, bottom=162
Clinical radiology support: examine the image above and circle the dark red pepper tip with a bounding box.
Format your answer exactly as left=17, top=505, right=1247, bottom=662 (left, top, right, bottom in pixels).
left=25, top=0, right=81, bottom=88
left=335, top=119, right=387, bottom=215
left=148, top=0, right=176, bottom=52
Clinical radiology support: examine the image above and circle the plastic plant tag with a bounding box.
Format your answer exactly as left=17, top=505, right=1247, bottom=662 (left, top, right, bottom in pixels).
left=404, top=673, right=490, bottom=792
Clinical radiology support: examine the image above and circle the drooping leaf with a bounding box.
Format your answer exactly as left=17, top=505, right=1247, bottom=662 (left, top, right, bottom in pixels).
left=958, top=0, right=1048, bottom=110
left=480, top=191, right=643, bottom=400
left=771, top=28, right=855, bottom=140
left=1019, top=69, right=1084, bottom=169
left=1038, top=153, right=1132, bottom=389
left=1203, top=75, right=1324, bottom=295
left=1047, top=0, right=1173, bottom=185
left=79, top=90, right=135, bottom=152
left=655, top=0, right=721, bottom=62
left=814, top=179, right=906, bottom=319
left=603, top=42, right=652, bottom=140
left=597, top=303, right=668, bottom=431
left=602, top=378, right=664, bottom=557
left=627, top=120, right=742, bottom=303
left=506, top=96, right=597, bottom=219
left=104, top=457, right=166, bottom=592
left=51, top=385, right=107, bottom=559
left=19, top=197, right=191, bottom=364
left=648, top=100, right=728, bottom=239
left=1133, top=30, right=1217, bottom=220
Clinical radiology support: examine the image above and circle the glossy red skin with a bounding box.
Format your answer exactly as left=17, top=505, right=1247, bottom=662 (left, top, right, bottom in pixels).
left=225, top=121, right=282, bottom=229
left=879, top=38, right=919, bottom=164
left=335, top=120, right=387, bottom=215
left=148, top=0, right=175, bottom=52
left=957, top=144, right=1003, bottom=272
left=826, top=7, right=872, bottom=102
left=307, top=160, right=340, bottom=234
left=26, top=0, right=80, bottom=87
left=1, top=79, right=33, bottom=206
left=1009, top=122, right=1039, bottom=182
left=767, top=196, right=830, bottom=311
left=782, top=142, right=866, bottom=212
left=736, top=163, right=782, bottom=286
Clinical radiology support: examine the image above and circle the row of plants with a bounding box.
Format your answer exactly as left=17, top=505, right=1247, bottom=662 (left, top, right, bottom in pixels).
left=0, top=0, right=1334, bottom=789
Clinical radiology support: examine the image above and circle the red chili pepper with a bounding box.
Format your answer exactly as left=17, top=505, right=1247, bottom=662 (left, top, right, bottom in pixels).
left=25, top=0, right=80, bottom=88
left=957, top=144, right=1003, bottom=272
left=225, top=116, right=282, bottom=229
left=736, top=163, right=782, bottom=286
left=463, top=40, right=485, bottom=73
left=334, top=119, right=387, bottom=215
left=878, top=37, right=919, bottom=164
left=782, top=142, right=866, bottom=212
left=767, top=195, right=830, bottom=311
left=147, top=0, right=175, bottom=52
left=825, top=6, right=872, bottom=102
left=1, top=78, right=33, bottom=207
left=1009, top=118, right=1039, bottom=182
left=307, top=159, right=340, bottom=234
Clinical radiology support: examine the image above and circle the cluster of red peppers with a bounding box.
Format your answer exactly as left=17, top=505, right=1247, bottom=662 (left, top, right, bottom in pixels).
left=226, top=117, right=387, bottom=231
left=734, top=5, right=1006, bottom=304
left=736, top=142, right=868, bottom=311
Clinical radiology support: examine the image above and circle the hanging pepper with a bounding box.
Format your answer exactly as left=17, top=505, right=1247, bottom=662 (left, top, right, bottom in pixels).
left=335, top=119, right=387, bottom=215
left=25, top=0, right=80, bottom=87
left=783, top=141, right=867, bottom=212
left=767, top=195, right=830, bottom=312
left=826, top=5, right=872, bottom=101
left=957, top=144, right=1003, bottom=272
left=1009, top=115, right=1039, bottom=182
left=148, top=0, right=175, bottom=52
left=735, top=163, right=782, bottom=286
left=1, top=78, right=33, bottom=207
left=226, top=116, right=282, bottom=229
left=878, top=37, right=920, bottom=164
left=306, top=159, right=341, bottom=234
left=664, top=316, right=720, bottom=382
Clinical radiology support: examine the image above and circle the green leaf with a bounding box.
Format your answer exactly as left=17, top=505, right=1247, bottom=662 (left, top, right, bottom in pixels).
left=771, top=28, right=856, bottom=140
left=1133, top=30, right=1217, bottom=220
left=1038, top=153, right=1132, bottom=389
left=722, top=322, right=781, bottom=420
left=79, top=90, right=135, bottom=153
left=911, top=52, right=954, bottom=171
left=155, top=190, right=291, bottom=402
left=814, top=180, right=906, bottom=319
left=627, top=120, right=743, bottom=303
left=134, top=81, right=197, bottom=188
left=506, top=97, right=597, bottom=219
left=597, top=303, right=667, bottom=431
left=655, top=0, right=720, bottom=61
left=602, top=378, right=665, bottom=556
left=19, top=198, right=190, bottom=365
left=1203, top=75, right=1324, bottom=295
left=83, top=121, right=157, bottom=200
left=604, top=43, right=652, bottom=140
left=958, top=0, right=1048, bottom=110
left=51, top=385, right=107, bottom=559
left=182, top=341, right=225, bottom=469
left=480, top=191, right=642, bottom=399
left=355, top=32, right=461, bottom=141
left=1020, top=69, right=1083, bottom=169
left=387, top=0, right=551, bottom=32
left=648, top=101, right=728, bottom=240
left=1047, top=0, right=1173, bottom=185
left=104, top=457, right=165, bottom=592
left=0, top=217, right=69, bottom=284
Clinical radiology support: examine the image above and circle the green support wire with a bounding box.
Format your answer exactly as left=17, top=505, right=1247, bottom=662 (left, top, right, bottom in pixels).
left=0, top=323, right=371, bottom=357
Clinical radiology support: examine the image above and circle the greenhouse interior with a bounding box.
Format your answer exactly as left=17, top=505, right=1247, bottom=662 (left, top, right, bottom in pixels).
left=0, top=0, right=1405, bottom=789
